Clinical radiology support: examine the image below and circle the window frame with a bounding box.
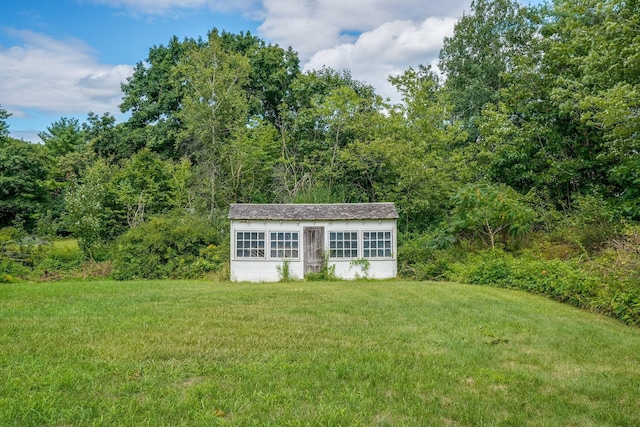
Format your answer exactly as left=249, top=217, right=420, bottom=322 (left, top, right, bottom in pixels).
left=328, top=230, right=359, bottom=259
left=269, top=230, right=300, bottom=260
left=362, top=230, right=393, bottom=259
left=234, top=231, right=266, bottom=259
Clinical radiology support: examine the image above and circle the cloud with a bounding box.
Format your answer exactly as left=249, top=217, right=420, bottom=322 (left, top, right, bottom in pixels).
left=255, top=0, right=466, bottom=103
left=302, top=17, right=457, bottom=102
left=0, top=30, right=133, bottom=118
left=258, top=0, right=468, bottom=59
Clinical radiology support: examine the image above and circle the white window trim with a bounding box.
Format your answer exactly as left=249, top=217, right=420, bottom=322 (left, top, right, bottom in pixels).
left=268, top=230, right=301, bottom=260
left=362, top=230, right=394, bottom=259
left=234, top=230, right=266, bottom=259
left=328, top=230, right=360, bottom=260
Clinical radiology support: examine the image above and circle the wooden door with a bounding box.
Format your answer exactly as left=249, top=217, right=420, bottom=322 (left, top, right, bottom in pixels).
left=304, top=227, right=325, bottom=275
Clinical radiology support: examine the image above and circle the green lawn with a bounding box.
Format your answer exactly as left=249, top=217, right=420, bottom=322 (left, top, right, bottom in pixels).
left=1, top=280, right=639, bottom=426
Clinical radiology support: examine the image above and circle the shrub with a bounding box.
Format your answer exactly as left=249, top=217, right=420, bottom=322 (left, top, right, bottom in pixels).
left=111, top=213, right=227, bottom=280
left=0, top=259, right=27, bottom=282
left=449, top=249, right=640, bottom=326
left=450, top=183, right=535, bottom=249
left=398, top=231, right=458, bottom=280
left=556, top=194, right=622, bottom=253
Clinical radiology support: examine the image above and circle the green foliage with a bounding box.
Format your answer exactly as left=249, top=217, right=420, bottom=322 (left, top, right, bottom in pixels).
left=0, top=259, right=27, bottom=282
left=39, top=117, right=85, bottom=157
left=349, top=258, right=370, bottom=279
left=398, top=234, right=457, bottom=281
left=305, top=253, right=338, bottom=281
left=0, top=139, right=50, bottom=230
left=450, top=250, right=596, bottom=304
left=450, top=183, right=535, bottom=248
left=64, top=159, right=121, bottom=257
left=560, top=193, right=622, bottom=252
left=0, top=105, right=10, bottom=141
left=114, top=148, right=176, bottom=227
left=448, top=248, right=640, bottom=326
left=276, top=259, right=295, bottom=282
left=111, top=213, right=225, bottom=280
left=439, top=0, right=537, bottom=141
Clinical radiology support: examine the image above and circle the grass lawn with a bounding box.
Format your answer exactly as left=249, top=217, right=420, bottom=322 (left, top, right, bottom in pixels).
left=1, top=280, right=639, bottom=426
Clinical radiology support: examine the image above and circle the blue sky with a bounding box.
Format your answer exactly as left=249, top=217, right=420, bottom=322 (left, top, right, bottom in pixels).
left=0, top=0, right=540, bottom=142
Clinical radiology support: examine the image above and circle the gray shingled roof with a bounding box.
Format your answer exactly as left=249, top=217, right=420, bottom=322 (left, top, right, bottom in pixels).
left=228, top=203, right=398, bottom=220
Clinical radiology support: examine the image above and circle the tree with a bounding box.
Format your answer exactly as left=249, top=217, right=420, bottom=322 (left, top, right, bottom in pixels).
left=385, top=66, right=468, bottom=231
left=119, top=36, right=197, bottom=159
left=38, top=117, right=85, bottom=157
left=113, top=149, right=176, bottom=228
left=439, top=0, right=537, bottom=141
left=0, top=105, right=10, bottom=143
left=0, top=139, right=50, bottom=229
left=450, top=183, right=534, bottom=248
left=541, top=0, right=640, bottom=216
left=64, top=159, right=121, bottom=256
left=273, top=68, right=383, bottom=201
left=83, top=112, right=132, bottom=162
left=175, top=31, right=252, bottom=215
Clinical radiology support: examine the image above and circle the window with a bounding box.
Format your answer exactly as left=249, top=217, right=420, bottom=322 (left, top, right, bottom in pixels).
left=236, top=232, right=265, bottom=258
left=329, top=231, right=358, bottom=258
left=363, top=231, right=392, bottom=258
left=270, top=232, right=299, bottom=258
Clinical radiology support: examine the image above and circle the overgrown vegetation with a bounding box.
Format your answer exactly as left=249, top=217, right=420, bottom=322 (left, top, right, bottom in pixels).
left=2, top=0, right=640, bottom=325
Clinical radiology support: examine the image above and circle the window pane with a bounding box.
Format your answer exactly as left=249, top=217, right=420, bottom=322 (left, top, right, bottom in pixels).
left=236, top=231, right=266, bottom=258
left=268, top=231, right=299, bottom=259
left=362, top=231, right=392, bottom=258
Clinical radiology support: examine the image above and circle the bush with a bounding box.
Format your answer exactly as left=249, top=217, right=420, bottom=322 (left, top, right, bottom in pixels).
left=0, top=258, right=27, bottom=282
left=449, top=249, right=640, bottom=326
left=111, top=213, right=227, bottom=280
left=556, top=194, right=622, bottom=253
left=398, top=231, right=458, bottom=280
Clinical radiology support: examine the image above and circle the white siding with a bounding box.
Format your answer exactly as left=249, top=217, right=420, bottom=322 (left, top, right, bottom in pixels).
left=230, top=219, right=397, bottom=282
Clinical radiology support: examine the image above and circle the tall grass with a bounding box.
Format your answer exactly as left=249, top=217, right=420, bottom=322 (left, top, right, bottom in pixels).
left=1, top=280, right=639, bottom=426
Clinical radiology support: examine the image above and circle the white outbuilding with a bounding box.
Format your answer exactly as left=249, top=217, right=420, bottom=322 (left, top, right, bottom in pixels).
left=228, top=203, right=399, bottom=282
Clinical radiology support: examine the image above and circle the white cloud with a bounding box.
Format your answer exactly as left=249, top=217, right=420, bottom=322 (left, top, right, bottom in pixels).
left=0, top=30, right=133, bottom=117
left=255, top=0, right=467, bottom=103
left=302, top=17, right=457, bottom=102
left=258, top=0, right=468, bottom=59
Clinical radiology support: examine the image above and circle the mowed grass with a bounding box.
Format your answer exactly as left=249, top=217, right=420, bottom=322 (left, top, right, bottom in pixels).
left=1, top=281, right=639, bottom=426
